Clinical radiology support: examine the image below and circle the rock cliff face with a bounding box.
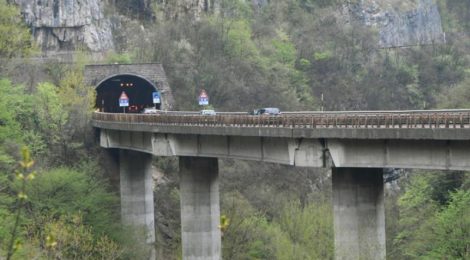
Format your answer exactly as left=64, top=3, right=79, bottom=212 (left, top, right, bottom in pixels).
left=15, top=0, right=446, bottom=56
left=161, top=0, right=215, bottom=20
left=15, top=0, right=113, bottom=56
left=344, top=0, right=446, bottom=48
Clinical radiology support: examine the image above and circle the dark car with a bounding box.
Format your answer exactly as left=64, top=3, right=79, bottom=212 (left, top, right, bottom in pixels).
left=128, top=105, right=140, bottom=113
left=249, top=109, right=258, bottom=115
left=250, top=107, right=281, bottom=115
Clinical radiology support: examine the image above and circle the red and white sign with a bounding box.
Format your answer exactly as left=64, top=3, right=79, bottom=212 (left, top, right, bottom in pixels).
left=199, top=90, right=208, bottom=98
left=119, top=91, right=129, bottom=107
left=198, top=89, right=209, bottom=105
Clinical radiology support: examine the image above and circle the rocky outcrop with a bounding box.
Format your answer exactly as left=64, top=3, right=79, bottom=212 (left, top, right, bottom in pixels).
left=15, top=0, right=113, bottom=56
left=158, top=0, right=206, bottom=20
left=344, top=0, right=446, bottom=48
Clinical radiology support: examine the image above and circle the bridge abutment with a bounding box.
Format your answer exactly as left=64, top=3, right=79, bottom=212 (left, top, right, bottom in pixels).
left=332, top=168, right=385, bottom=260
left=119, top=150, right=156, bottom=246
left=179, top=157, right=221, bottom=260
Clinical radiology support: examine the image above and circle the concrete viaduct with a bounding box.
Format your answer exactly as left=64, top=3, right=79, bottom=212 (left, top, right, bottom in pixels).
left=93, top=111, right=470, bottom=260
left=86, top=64, right=470, bottom=259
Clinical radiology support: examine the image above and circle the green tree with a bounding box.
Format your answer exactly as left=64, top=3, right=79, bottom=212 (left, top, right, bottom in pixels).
left=32, top=83, right=67, bottom=164
left=1, top=158, right=125, bottom=259
left=57, top=57, right=96, bottom=165
left=274, top=199, right=333, bottom=259
left=104, top=51, right=133, bottom=64
left=438, top=0, right=470, bottom=32
left=0, top=0, right=35, bottom=59
left=221, top=191, right=277, bottom=260
left=426, top=189, right=470, bottom=258
left=0, top=79, right=25, bottom=168
left=4, top=147, right=35, bottom=260
left=437, top=76, right=470, bottom=108
left=393, top=172, right=470, bottom=258
left=25, top=167, right=120, bottom=238
left=270, top=29, right=297, bottom=65
left=393, top=174, right=439, bottom=258
left=224, top=19, right=259, bottom=60
left=42, top=213, right=123, bottom=259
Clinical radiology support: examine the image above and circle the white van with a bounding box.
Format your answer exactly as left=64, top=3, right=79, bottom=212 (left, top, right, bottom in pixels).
left=200, top=109, right=216, bottom=116
left=143, top=108, right=160, bottom=114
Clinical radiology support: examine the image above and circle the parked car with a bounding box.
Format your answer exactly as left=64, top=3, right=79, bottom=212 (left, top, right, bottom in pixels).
left=251, top=107, right=281, bottom=115
left=200, top=109, right=216, bottom=116
left=128, top=105, right=140, bottom=113
left=142, top=107, right=160, bottom=114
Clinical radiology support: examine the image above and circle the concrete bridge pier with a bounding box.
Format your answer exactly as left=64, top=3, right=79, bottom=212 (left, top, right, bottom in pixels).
left=119, top=150, right=156, bottom=248
left=332, top=168, right=385, bottom=260
left=179, top=157, right=221, bottom=260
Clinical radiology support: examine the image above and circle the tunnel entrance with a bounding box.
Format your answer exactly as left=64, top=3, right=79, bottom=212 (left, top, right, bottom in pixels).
left=95, top=74, right=161, bottom=113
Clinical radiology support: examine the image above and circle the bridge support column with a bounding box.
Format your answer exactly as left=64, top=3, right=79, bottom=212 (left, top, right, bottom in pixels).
left=119, top=150, right=155, bottom=245
left=179, top=157, right=221, bottom=260
left=332, top=168, right=385, bottom=260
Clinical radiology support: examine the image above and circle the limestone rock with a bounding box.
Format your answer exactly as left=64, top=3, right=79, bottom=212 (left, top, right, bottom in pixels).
left=14, top=0, right=114, bottom=55
left=344, top=0, right=446, bottom=48
left=160, top=0, right=221, bottom=20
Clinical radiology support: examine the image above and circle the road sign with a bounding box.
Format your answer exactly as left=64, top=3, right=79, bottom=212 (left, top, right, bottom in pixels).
left=152, top=91, right=161, bottom=104
left=198, top=89, right=209, bottom=106
left=119, top=91, right=129, bottom=107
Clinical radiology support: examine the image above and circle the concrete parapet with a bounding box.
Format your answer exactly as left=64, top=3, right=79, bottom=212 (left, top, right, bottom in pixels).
left=92, top=116, right=470, bottom=140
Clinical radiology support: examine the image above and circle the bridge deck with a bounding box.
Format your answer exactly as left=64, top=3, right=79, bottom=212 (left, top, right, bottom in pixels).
left=92, top=111, right=470, bottom=140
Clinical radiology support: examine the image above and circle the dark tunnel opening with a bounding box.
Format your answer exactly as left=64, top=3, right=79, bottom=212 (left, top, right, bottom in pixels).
left=95, top=74, right=161, bottom=113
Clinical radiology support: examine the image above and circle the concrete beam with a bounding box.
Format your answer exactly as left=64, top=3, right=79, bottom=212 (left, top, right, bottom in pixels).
left=100, top=130, right=325, bottom=167
left=179, top=157, right=221, bottom=260
left=101, top=129, right=153, bottom=154
left=100, top=129, right=470, bottom=170
left=119, top=150, right=155, bottom=244
left=328, top=139, right=470, bottom=170
left=332, top=168, right=385, bottom=260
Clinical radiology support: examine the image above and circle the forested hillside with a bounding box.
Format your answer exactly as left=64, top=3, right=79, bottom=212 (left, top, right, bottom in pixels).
left=0, top=0, right=469, bottom=259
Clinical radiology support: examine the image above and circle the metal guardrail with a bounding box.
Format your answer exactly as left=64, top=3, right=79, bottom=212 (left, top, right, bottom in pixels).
left=160, top=111, right=247, bottom=115
left=158, top=109, right=470, bottom=116
left=92, top=110, right=470, bottom=129
left=280, top=108, right=470, bottom=115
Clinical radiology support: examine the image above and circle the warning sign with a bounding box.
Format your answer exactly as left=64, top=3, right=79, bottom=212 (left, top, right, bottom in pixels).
left=198, top=89, right=209, bottom=106
left=119, top=91, right=129, bottom=107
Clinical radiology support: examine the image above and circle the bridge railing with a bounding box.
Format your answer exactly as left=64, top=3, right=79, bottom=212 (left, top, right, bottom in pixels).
left=92, top=111, right=470, bottom=129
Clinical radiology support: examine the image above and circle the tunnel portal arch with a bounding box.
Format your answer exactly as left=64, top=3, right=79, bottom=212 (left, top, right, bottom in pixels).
left=85, top=63, right=174, bottom=112
left=96, top=74, right=161, bottom=113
